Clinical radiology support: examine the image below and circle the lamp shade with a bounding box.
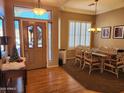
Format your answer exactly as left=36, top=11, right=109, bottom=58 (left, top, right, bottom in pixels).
left=32, top=0, right=47, bottom=15
left=32, top=8, right=46, bottom=15
left=88, top=27, right=101, bottom=32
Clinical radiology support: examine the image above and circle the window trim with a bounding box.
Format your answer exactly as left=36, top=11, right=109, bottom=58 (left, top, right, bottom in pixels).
left=14, top=19, right=23, bottom=56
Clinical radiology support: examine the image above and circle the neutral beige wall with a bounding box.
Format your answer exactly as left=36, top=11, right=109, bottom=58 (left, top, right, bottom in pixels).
left=95, top=7, right=124, bottom=48
left=60, top=11, right=95, bottom=49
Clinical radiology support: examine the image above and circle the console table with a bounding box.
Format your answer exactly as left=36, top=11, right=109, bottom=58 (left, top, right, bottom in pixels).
left=0, top=61, right=27, bottom=93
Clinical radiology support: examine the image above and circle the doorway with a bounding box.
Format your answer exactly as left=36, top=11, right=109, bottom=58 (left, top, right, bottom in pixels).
left=22, top=20, right=47, bottom=70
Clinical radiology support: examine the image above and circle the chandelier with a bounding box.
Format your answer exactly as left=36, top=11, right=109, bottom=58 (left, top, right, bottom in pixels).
left=88, top=0, right=101, bottom=32
left=32, top=0, right=46, bottom=15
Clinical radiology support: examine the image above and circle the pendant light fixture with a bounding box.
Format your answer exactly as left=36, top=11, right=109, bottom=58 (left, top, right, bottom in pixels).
left=88, top=0, right=101, bottom=32
left=32, top=0, right=46, bottom=15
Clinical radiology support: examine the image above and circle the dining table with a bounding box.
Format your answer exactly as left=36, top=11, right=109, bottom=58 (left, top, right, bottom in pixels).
left=82, top=49, right=117, bottom=73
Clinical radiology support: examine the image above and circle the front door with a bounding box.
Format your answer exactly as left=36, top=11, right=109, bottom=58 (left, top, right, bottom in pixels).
left=23, top=21, right=47, bottom=70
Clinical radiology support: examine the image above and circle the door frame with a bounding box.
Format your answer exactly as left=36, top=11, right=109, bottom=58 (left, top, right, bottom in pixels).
left=15, top=18, right=48, bottom=68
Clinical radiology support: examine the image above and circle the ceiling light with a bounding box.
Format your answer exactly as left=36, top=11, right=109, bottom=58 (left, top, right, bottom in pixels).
left=88, top=0, right=101, bottom=32
left=32, top=0, right=46, bottom=15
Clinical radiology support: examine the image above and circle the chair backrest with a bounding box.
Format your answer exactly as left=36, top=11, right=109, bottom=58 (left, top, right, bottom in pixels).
left=107, top=48, right=117, bottom=54
left=66, top=49, right=76, bottom=59
left=113, top=53, right=124, bottom=66
left=75, top=47, right=82, bottom=56
left=117, top=52, right=124, bottom=59
left=84, top=51, right=92, bottom=60
left=81, top=49, right=85, bottom=58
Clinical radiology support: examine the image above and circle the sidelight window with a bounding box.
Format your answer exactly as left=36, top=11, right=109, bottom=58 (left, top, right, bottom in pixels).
left=48, top=22, right=52, bottom=61
left=14, top=20, right=21, bottom=56
left=0, top=18, right=4, bottom=51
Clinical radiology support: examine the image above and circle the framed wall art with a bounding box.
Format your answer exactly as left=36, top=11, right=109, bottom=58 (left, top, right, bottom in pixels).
left=101, top=26, right=111, bottom=39
left=113, top=25, right=124, bottom=39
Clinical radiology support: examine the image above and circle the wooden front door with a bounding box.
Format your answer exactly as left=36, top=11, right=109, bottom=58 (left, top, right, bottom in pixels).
left=23, top=21, right=47, bottom=70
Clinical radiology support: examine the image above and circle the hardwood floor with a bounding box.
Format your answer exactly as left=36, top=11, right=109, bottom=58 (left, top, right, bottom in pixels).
left=26, top=67, right=100, bottom=93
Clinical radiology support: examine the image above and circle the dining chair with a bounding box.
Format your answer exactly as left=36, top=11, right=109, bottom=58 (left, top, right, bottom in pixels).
left=107, top=48, right=117, bottom=55
left=82, top=50, right=101, bottom=75
left=66, top=49, right=76, bottom=62
left=104, top=53, right=124, bottom=78
left=74, top=47, right=84, bottom=68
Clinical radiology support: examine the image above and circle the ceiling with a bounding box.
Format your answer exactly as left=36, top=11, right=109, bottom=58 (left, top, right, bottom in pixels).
left=14, top=0, right=124, bottom=15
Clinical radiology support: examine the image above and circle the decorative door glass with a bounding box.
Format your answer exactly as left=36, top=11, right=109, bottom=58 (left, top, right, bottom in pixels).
left=37, top=26, right=42, bottom=47
left=28, top=26, right=34, bottom=48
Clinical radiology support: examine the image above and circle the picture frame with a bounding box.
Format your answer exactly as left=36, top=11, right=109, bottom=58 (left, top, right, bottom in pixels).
left=113, top=25, right=124, bottom=39
left=101, top=26, right=111, bottom=39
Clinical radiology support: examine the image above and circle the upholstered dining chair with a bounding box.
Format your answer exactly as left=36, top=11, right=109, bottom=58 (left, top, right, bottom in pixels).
left=82, top=50, right=101, bottom=75
left=104, top=53, right=124, bottom=78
